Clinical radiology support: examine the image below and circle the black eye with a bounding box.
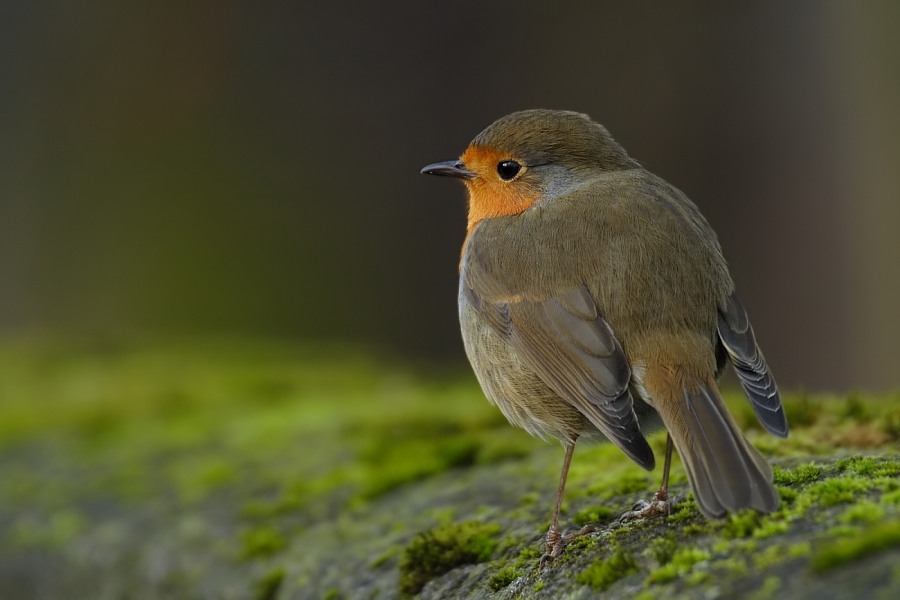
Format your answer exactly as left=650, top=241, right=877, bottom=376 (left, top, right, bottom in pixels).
left=497, top=160, right=521, bottom=181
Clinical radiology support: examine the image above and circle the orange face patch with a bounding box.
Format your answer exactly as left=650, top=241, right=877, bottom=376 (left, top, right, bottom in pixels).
left=459, top=145, right=540, bottom=234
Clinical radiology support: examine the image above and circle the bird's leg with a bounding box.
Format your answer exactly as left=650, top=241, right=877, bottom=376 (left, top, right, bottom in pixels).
left=541, top=442, right=594, bottom=565
left=620, top=434, right=678, bottom=521
left=656, top=433, right=674, bottom=502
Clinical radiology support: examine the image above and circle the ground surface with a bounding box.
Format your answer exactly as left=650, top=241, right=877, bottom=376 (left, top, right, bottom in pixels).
left=1, top=338, right=898, bottom=599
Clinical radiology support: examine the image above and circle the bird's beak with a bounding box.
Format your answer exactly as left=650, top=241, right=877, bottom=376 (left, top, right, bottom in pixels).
left=420, top=160, right=476, bottom=180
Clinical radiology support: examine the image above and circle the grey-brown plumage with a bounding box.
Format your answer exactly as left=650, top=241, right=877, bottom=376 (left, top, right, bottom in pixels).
left=422, top=109, right=787, bottom=557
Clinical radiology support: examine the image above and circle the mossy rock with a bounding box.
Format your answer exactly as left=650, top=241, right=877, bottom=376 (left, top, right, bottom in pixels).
left=0, top=338, right=899, bottom=599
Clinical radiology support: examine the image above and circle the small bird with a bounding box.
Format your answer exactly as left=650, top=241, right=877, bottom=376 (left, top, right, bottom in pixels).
left=421, top=109, right=788, bottom=561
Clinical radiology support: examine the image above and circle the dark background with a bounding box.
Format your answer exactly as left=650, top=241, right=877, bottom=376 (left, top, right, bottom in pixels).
left=1, top=2, right=898, bottom=391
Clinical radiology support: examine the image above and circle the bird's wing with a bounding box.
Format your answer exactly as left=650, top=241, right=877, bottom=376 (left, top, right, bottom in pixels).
left=462, top=281, right=655, bottom=470
left=717, top=291, right=788, bottom=438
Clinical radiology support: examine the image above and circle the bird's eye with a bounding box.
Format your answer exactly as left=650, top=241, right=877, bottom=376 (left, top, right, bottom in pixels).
left=497, top=160, right=521, bottom=181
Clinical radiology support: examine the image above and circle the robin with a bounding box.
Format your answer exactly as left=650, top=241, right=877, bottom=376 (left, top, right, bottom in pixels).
left=421, top=109, right=788, bottom=561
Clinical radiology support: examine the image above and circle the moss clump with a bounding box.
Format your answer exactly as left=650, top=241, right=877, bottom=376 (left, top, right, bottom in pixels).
left=253, top=568, right=285, bottom=600
left=598, top=473, right=653, bottom=500
left=882, top=488, right=900, bottom=505
left=812, top=520, right=900, bottom=571
left=835, top=455, right=900, bottom=478
left=841, top=394, right=870, bottom=421
left=775, top=486, right=798, bottom=505
left=667, top=502, right=698, bottom=523
left=576, top=546, right=638, bottom=591
left=488, top=565, right=521, bottom=591
left=369, top=545, right=401, bottom=569
left=322, top=589, right=341, bottom=600
left=748, top=575, right=782, bottom=600
left=782, top=392, right=820, bottom=427
left=573, top=505, right=614, bottom=527
left=356, top=437, right=482, bottom=501
left=517, top=545, right=542, bottom=561
left=649, top=532, right=678, bottom=565
left=806, top=476, right=873, bottom=508
left=239, top=527, right=287, bottom=559
left=398, top=521, right=500, bottom=596
left=647, top=547, right=710, bottom=584
left=721, top=510, right=763, bottom=539
left=773, top=463, right=823, bottom=486
left=839, top=501, right=886, bottom=525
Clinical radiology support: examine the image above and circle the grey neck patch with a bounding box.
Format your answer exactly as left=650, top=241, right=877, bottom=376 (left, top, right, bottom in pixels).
left=530, top=164, right=588, bottom=206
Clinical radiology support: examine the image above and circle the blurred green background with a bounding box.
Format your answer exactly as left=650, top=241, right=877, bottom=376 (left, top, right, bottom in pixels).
left=1, top=1, right=899, bottom=390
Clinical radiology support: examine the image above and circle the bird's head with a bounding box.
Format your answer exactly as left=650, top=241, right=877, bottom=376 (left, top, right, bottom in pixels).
left=421, top=109, right=637, bottom=234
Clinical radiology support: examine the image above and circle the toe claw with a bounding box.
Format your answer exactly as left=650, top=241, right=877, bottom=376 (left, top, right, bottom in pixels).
left=619, top=491, right=679, bottom=522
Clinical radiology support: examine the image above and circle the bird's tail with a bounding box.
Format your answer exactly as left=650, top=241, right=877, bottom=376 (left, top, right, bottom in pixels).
left=646, top=372, right=779, bottom=519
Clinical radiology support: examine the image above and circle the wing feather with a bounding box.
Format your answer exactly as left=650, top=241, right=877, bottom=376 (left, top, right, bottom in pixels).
left=466, top=282, right=655, bottom=470
left=717, top=292, right=788, bottom=438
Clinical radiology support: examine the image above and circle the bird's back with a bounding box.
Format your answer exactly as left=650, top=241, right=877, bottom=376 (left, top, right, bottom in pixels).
left=462, top=167, right=733, bottom=370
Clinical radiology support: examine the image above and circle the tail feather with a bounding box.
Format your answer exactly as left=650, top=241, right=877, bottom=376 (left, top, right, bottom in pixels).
left=678, top=382, right=777, bottom=518
left=648, top=374, right=778, bottom=519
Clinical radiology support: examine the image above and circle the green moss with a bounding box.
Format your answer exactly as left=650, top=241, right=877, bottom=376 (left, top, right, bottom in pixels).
left=3, top=339, right=899, bottom=598
left=356, top=437, right=483, bottom=500
left=748, top=575, right=781, bottom=600
left=573, top=505, right=614, bottom=527
left=667, top=502, right=698, bottom=523
left=682, top=523, right=708, bottom=536
left=369, top=545, right=401, bottom=569
left=241, top=491, right=304, bottom=520
left=841, top=394, right=870, bottom=422
left=649, top=532, right=678, bottom=565
left=322, top=588, right=341, bottom=600
left=685, top=569, right=711, bottom=585
left=806, top=476, right=873, bottom=508
left=517, top=546, right=542, bottom=561
left=240, top=527, right=287, bottom=560
left=12, top=509, right=86, bottom=549
left=488, top=566, right=522, bottom=591
left=812, top=520, right=900, bottom=571
left=476, top=430, right=536, bottom=463
left=518, top=491, right=540, bottom=506
left=782, top=392, right=820, bottom=428
left=598, top=473, right=653, bottom=500
left=253, top=568, right=285, bottom=600
left=567, top=532, right=601, bottom=553
left=721, top=510, right=763, bottom=539
left=776, top=485, right=798, bottom=505
left=646, top=547, right=710, bottom=584
left=883, top=409, right=900, bottom=440
left=398, top=521, right=500, bottom=596
left=839, top=501, right=886, bottom=524
left=717, top=556, right=749, bottom=577
left=789, top=541, right=812, bottom=558
left=882, top=488, right=900, bottom=505
left=773, top=463, right=823, bottom=486
left=752, top=544, right=792, bottom=569
left=576, top=546, right=638, bottom=591
left=826, top=524, right=861, bottom=538
left=753, top=519, right=788, bottom=539
left=835, top=455, right=900, bottom=478
left=172, top=457, right=238, bottom=504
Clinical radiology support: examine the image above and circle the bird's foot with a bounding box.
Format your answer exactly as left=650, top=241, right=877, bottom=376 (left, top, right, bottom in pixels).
left=539, top=523, right=596, bottom=567
left=619, top=489, right=678, bottom=522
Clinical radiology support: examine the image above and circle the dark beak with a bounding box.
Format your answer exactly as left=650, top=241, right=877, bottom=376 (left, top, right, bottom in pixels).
left=420, top=160, right=476, bottom=179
